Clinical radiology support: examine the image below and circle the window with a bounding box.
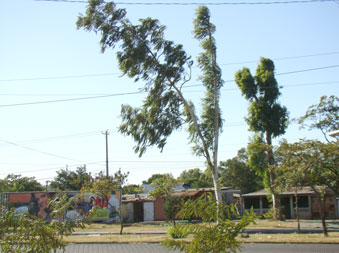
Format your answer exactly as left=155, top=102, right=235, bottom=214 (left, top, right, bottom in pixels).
left=262, top=197, right=270, bottom=208
left=244, top=198, right=260, bottom=209
left=293, top=196, right=309, bottom=208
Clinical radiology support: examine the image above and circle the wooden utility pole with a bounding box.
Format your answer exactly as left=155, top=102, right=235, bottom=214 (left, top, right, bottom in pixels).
left=102, top=130, right=110, bottom=177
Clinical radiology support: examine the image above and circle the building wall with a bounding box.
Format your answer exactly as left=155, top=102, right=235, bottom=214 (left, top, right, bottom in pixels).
left=311, top=195, right=338, bottom=219
left=143, top=202, right=154, bottom=221
left=154, top=197, right=166, bottom=221
left=4, top=191, right=120, bottom=221
left=122, top=202, right=134, bottom=223
left=243, top=194, right=338, bottom=220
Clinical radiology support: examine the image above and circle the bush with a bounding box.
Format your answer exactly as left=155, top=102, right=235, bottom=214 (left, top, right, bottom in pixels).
left=162, top=193, right=256, bottom=253
left=166, top=225, right=188, bottom=239
left=263, top=206, right=285, bottom=221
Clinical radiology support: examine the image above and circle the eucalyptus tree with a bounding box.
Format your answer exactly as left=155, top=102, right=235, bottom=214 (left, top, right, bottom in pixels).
left=298, top=95, right=339, bottom=142
left=235, top=58, right=288, bottom=219
left=77, top=2, right=224, bottom=205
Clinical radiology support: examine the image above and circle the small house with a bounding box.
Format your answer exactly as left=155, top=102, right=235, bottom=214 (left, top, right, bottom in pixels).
left=241, top=187, right=338, bottom=219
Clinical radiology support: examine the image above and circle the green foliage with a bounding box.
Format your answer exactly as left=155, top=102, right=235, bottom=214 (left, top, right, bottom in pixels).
left=298, top=95, right=339, bottom=142
left=122, top=184, right=143, bottom=194
left=166, top=225, right=188, bottom=239
left=219, top=148, right=262, bottom=193
left=142, top=173, right=169, bottom=185
left=277, top=139, right=339, bottom=196
left=0, top=174, right=44, bottom=192
left=150, top=174, right=181, bottom=224
left=178, top=168, right=213, bottom=188
left=77, top=2, right=224, bottom=206
left=50, top=166, right=92, bottom=191
left=235, top=57, right=288, bottom=141
left=149, top=174, right=178, bottom=198
left=235, top=59, right=288, bottom=219
left=82, top=169, right=128, bottom=234
left=263, top=206, right=283, bottom=221
left=162, top=194, right=256, bottom=253
left=83, top=169, right=128, bottom=200
left=0, top=193, right=88, bottom=253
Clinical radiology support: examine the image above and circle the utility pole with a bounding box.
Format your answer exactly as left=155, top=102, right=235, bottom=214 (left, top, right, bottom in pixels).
left=102, top=130, right=110, bottom=177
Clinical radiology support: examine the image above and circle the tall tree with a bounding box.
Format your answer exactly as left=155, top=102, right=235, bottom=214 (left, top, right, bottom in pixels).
left=219, top=148, right=262, bottom=194
left=77, top=2, right=224, bottom=205
left=0, top=174, right=44, bottom=192
left=178, top=168, right=213, bottom=188
left=298, top=95, right=339, bottom=142
left=235, top=57, right=289, bottom=219
left=49, top=166, right=91, bottom=191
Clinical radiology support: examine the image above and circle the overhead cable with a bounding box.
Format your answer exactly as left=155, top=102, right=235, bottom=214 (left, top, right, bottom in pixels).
left=35, top=0, right=336, bottom=5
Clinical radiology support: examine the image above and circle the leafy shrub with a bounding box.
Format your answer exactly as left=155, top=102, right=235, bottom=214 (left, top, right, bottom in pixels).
left=162, top=193, right=256, bottom=253
left=167, top=225, right=188, bottom=239
left=263, top=206, right=284, bottom=221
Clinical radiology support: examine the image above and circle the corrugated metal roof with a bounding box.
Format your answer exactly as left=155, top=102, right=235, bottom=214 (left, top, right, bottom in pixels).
left=242, top=186, right=334, bottom=197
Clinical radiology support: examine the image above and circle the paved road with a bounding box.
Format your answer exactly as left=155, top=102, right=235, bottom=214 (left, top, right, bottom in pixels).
left=58, top=243, right=339, bottom=253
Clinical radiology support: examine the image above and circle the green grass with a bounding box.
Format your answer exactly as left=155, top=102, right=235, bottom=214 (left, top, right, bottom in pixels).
left=67, top=220, right=339, bottom=244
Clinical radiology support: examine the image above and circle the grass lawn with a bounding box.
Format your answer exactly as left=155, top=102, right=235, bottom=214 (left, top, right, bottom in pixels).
left=76, top=219, right=339, bottom=232
left=67, top=220, right=339, bottom=244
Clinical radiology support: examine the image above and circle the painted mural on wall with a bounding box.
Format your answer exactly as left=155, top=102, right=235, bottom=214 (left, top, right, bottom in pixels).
left=4, top=191, right=120, bottom=222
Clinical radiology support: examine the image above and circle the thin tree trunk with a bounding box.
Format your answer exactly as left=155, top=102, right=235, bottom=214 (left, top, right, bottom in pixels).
left=294, top=188, right=300, bottom=234
left=266, top=131, right=281, bottom=220
left=309, top=185, right=328, bottom=237
left=318, top=196, right=328, bottom=236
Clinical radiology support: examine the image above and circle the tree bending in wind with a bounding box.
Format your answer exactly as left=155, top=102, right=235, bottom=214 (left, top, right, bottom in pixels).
left=77, top=1, right=224, bottom=204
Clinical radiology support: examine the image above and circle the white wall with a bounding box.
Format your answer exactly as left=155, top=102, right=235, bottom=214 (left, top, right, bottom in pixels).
left=143, top=202, right=154, bottom=221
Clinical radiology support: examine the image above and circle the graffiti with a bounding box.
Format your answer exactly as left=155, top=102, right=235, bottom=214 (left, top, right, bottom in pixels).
left=4, top=191, right=120, bottom=222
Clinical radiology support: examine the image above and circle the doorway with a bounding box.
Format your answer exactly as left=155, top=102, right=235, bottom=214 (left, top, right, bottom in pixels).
left=281, top=197, right=291, bottom=219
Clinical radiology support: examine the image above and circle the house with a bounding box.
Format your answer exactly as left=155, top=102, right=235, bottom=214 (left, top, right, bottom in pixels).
left=121, top=194, right=156, bottom=222
left=241, top=187, right=338, bottom=219
left=121, top=187, right=240, bottom=223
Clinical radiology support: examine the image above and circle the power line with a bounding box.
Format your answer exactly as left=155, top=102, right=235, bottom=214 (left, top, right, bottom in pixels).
left=2, top=51, right=339, bottom=83
left=0, top=73, right=119, bottom=83
left=0, top=91, right=143, bottom=107
left=0, top=138, right=84, bottom=162
left=0, top=65, right=338, bottom=108
left=35, top=0, right=336, bottom=5
left=220, top=51, right=339, bottom=66
left=277, top=64, right=339, bottom=75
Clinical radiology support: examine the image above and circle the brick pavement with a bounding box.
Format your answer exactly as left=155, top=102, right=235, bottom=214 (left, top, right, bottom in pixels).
left=57, top=243, right=180, bottom=253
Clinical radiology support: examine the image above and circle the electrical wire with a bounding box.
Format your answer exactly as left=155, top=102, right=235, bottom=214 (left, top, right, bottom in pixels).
left=35, top=0, right=336, bottom=5
left=0, top=138, right=85, bottom=163
left=0, top=66, right=338, bottom=108
left=1, top=51, right=339, bottom=83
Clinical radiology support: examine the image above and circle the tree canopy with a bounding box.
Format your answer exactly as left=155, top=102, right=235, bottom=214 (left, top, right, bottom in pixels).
left=49, top=166, right=92, bottom=191
left=178, top=168, right=213, bottom=189
left=219, top=148, right=262, bottom=194
left=0, top=174, right=44, bottom=192
left=77, top=2, right=224, bottom=204
left=298, top=95, right=339, bottom=142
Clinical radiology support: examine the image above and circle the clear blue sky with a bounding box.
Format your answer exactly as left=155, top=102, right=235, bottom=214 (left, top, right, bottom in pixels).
left=1, top=0, right=338, bottom=186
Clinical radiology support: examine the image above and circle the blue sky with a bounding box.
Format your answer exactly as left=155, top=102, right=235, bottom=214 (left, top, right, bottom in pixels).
left=1, top=0, right=338, bottom=186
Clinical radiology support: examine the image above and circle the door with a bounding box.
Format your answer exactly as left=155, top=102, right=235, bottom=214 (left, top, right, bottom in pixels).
left=281, top=197, right=291, bottom=219
left=133, top=202, right=144, bottom=222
